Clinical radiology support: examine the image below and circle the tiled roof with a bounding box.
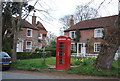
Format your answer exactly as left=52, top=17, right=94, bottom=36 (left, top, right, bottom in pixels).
left=36, top=21, right=47, bottom=32
left=64, top=15, right=118, bottom=32
left=21, top=19, right=38, bottom=30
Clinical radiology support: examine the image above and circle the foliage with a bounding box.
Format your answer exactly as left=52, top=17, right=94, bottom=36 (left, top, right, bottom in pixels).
left=12, top=57, right=119, bottom=77
left=68, top=58, right=119, bottom=77
left=2, top=38, right=13, bottom=56
left=17, top=49, right=51, bottom=59
left=73, top=29, right=81, bottom=42
left=45, top=48, right=56, bottom=57
left=71, top=50, right=77, bottom=53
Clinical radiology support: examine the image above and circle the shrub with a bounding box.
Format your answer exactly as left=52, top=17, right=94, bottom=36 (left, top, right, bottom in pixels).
left=17, top=52, right=43, bottom=59
left=45, top=48, right=56, bottom=57
left=17, top=49, right=52, bottom=59
left=46, top=51, right=51, bottom=57
left=71, top=50, right=77, bottom=53
left=75, top=60, right=81, bottom=65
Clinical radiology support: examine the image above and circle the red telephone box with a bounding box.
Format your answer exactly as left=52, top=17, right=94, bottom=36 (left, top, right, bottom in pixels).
left=56, top=36, right=71, bottom=70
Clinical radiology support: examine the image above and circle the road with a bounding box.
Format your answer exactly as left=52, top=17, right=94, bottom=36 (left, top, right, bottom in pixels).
left=2, top=69, right=118, bottom=79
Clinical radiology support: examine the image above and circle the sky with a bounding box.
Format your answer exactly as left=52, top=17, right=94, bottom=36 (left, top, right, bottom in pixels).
left=27, top=0, right=118, bottom=36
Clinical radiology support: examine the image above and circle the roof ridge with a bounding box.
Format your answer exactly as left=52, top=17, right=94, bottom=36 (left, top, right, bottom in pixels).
left=78, top=15, right=118, bottom=23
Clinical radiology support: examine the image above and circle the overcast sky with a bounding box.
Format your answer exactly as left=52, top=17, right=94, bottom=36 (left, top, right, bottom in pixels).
left=27, top=0, right=118, bottom=36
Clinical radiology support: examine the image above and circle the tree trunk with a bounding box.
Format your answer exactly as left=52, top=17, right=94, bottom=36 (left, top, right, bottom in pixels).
left=12, top=2, right=22, bottom=62
left=94, top=14, right=120, bottom=69
left=12, top=32, right=17, bottom=61
left=0, top=2, right=2, bottom=52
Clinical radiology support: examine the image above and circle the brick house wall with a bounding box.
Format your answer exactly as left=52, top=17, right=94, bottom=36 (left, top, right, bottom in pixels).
left=37, top=21, right=48, bottom=48
left=17, top=27, right=39, bottom=51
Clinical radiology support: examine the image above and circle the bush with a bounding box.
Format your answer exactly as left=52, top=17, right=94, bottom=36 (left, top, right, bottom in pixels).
left=71, top=50, right=77, bottom=53
left=17, top=52, right=43, bottom=59
left=45, top=48, right=56, bottom=57
left=75, top=60, right=81, bottom=65
left=46, top=51, right=51, bottom=57
left=17, top=49, right=52, bottom=59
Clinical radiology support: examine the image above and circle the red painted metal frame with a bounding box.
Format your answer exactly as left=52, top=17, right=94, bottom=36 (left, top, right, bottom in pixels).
left=56, top=36, right=71, bottom=70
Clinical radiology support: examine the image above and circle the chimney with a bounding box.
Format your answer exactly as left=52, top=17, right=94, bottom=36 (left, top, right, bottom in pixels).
left=32, top=13, right=36, bottom=26
left=70, top=15, right=74, bottom=26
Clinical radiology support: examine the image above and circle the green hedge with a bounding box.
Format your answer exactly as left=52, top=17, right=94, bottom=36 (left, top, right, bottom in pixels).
left=45, top=48, right=56, bottom=57
left=17, top=51, right=51, bottom=59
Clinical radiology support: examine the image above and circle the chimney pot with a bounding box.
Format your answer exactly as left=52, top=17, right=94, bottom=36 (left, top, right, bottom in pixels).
left=32, top=13, right=36, bottom=26
left=70, top=15, right=74, bottom=26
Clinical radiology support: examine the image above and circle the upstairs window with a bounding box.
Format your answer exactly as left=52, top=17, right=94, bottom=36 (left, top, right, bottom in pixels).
left=94, top=43, right=101, bottom=52
left=27, top=29, right=32, bottom=37
left=94, top=28, right=104, bottom=38
left=38, top=33, right=42, bottom=39
left=69, top=31, right=76, bottom=39
left=43, top=34, right=47, bottom=37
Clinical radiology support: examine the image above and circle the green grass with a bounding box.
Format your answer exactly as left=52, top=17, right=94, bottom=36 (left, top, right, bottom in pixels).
left=12, top=57, right=119, bottom=77
left=67, top=58, right=119, bottom=77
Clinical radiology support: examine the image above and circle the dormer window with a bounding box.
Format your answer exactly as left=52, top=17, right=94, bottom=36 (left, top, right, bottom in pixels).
left=27, top=29, right=32, bottom=37
left=94, top=28, right=104, bottom=38
left=69, top=31, right=76, bottom=39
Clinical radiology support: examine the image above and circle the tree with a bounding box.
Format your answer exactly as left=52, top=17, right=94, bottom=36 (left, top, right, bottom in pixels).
left=2, top=1, right=35, bottom=62
left=2, top=0, right=51, bottom=62
left=90, top=0, right=120, bottom=69
left=46, top=31, right=57, bottom=45
left=59, top=5, right=99, bottom=35
left=0, top=2, right=2, bottom=52
left=94, top=14, right=119, bottom=69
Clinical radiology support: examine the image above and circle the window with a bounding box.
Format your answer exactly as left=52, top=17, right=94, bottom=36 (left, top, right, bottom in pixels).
left=26, top=41, right=32, bottom=49
left=69, top=31, right=76, bottom=39
left=38, top=40, right=42, bottom=43
left=94, top=43, right=101, bottom=52
left=94, top=28, right=103, bottom=38
left=38, top=33, right=42, bottom=39
left=71, top=43, right=76, bottom=51
left=27, top=29, right=32, bottom=37
left=43, top=34, right=47, bottom=37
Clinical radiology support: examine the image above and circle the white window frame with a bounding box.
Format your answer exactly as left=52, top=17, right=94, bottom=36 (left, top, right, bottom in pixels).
left=71, top=43, right=76, bottom=51
left=69, top=31, right=76, bottom=39
left=26, top=41, right=32, bottom=49
left=27, top=29, right=32, bottom=37
left=94, top=43, right=101, bottom=52
left=38, top=33, right=42, bottom=39
left=94, top=28, right=104, bottom=38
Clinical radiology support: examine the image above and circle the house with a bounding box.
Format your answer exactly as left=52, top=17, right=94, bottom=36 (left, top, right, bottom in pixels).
left=64, top=15, right=118, bottom=57
left=36, top=21, right=48, bottom=48
left=17, top=14, right=48, bottom=52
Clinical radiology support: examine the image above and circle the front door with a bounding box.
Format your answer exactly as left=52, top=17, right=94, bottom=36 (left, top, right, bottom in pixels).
left=77, top=43, right=86, bottom=57
left=17, top=41, right=23, bottom=52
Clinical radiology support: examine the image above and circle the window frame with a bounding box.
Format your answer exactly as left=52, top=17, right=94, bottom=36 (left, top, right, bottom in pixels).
left=71, top=43, right=76, bottom=51
left=94, top=28, right=104, bottom=38
left=94, top=42, right=101, bottom=52
left=26, top=41, right=32, bottom=49
left=38, top=33, right=42, bottom=39
left=69, top=31, right=76, bottom=39
left=26, top=28, right=32, bottom=37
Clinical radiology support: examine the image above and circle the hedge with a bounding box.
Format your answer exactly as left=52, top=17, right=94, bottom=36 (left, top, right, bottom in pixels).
left=17, top=51, right=51, bottom=59
left=45, top=48, right=56, bottom=57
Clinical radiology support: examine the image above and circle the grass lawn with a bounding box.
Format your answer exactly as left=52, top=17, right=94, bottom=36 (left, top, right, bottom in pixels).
left=12, top=57, right=56, bottom=71
left=12, top=57, right=119, bottom=77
